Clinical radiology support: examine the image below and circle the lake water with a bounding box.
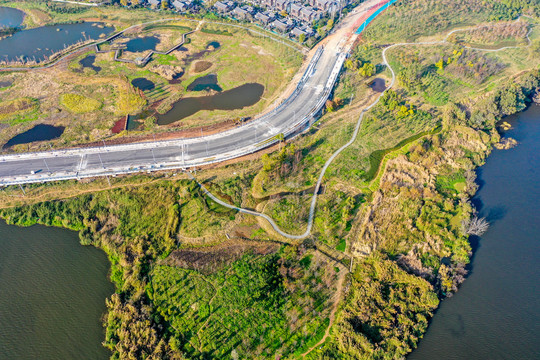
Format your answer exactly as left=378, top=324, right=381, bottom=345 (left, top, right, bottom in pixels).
left=157, top=83, right=264, bottom=125
left=0, top=7, right=24, bottom=28
left=0, top=22, right=113, bottom=63
left=0, top=220, right=113, bottom=359
left=409, top=105, right=540, bottom=359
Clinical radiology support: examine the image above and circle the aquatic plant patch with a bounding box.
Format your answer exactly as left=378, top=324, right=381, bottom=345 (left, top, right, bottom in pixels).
left=60, top=93, right=101, bottom=114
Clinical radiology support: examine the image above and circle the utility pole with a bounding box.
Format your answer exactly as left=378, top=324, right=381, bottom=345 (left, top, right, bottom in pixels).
left=151, top=148, right=156, bottom=164
left=97, top=153, right=105, bottom=169
left=19, top=183, right=25, bottom=195
left=181, top=143, right=185, bottom=165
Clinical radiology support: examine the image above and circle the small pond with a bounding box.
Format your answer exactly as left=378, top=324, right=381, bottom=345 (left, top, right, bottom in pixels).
left=3, top=124, right=65, bottom=149
left=79, top=54, right=101, bottom=72
left=187, top=74, right=222, bottom=92
left=0, top=22, right=114, bottom=63
left=131, top=77, right=155, bottom=91
left=0, top=80, right=12, bottom=89
left=370, top=78, right=386, bottom=92
left=125, top=36, right=160, bottom=53
left=157, top=83, right=264, bottom=125
left=0, top=7, right=24, bottom=28
left=183, top=41, right=221, bottom=64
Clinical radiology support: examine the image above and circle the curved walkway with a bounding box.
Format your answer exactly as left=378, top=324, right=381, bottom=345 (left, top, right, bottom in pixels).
left=191, top=19, right=537, bottom=240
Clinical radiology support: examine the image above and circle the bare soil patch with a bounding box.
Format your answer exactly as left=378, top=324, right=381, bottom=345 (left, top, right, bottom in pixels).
left=164, top=240, right=279, bottom=274
left=192, top=60, right=212, bottom=73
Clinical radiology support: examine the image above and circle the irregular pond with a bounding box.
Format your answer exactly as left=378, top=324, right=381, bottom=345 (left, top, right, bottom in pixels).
left=125, top=36, right=160, bottom=53
left=79, top=54, right=101, bottom=72
left=131, top=77, right=155, bottom=91
left=187, top=74, right=222, bottom=92
left=3, top=124, right=65, bottom=148
left=0, top=22, right=114, bottom=63
left=0, top=219, right=113, bottom=359
left=370, top=78, right=386, bottom=92
left=0, top=80, right=12, bottom=89
left=157, top=83, right=264, bottom=125
left=0, top=7, right=24, bottom=28
left=183, top=41, right=221, bottom=64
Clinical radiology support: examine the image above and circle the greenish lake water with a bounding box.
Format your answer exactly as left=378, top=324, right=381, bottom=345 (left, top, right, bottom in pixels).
left=0, top=220, right=113, bottom=359
left=410, top=105, right=540, bottom=359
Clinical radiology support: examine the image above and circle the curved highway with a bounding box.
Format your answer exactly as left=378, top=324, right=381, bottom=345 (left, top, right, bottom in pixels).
left=0, top=0, right=385, bottom=186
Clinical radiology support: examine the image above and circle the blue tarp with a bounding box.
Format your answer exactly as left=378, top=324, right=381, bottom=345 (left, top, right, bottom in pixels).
left=355, top=0, right=397, bottom=35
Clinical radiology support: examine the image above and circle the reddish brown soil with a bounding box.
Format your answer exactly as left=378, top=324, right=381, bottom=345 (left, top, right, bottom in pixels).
left=111, top=117, right=127, bottom=133
left=78, top=117, right=243, bottom=148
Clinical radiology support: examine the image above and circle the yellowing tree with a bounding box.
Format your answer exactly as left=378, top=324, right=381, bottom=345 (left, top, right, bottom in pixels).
left=358, top=62, right=375, bottom=77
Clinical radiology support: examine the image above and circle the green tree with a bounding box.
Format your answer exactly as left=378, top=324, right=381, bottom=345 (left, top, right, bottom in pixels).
left=161, top=0, right=169, bottom=9
left=276, top=133, right=285, bottom=149
left=298, top=33, right=306, bottom=44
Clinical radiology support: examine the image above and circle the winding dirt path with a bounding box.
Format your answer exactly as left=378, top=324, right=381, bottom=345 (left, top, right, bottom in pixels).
left=301, top=263, right=347, bottom=357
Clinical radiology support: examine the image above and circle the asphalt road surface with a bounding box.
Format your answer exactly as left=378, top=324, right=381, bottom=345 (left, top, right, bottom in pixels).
left=0, top=0, right=382, bottom=186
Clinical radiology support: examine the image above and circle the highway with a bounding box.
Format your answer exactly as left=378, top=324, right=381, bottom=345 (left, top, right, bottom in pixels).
left=0, top=0, right=385, bottom=186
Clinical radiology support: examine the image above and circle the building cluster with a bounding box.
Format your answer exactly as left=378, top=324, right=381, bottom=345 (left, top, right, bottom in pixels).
left=213, top=0, right=347, bottom=39
left=146, top=0, right=197, bottom=12
left=137, top=0, right=351, bottom=41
